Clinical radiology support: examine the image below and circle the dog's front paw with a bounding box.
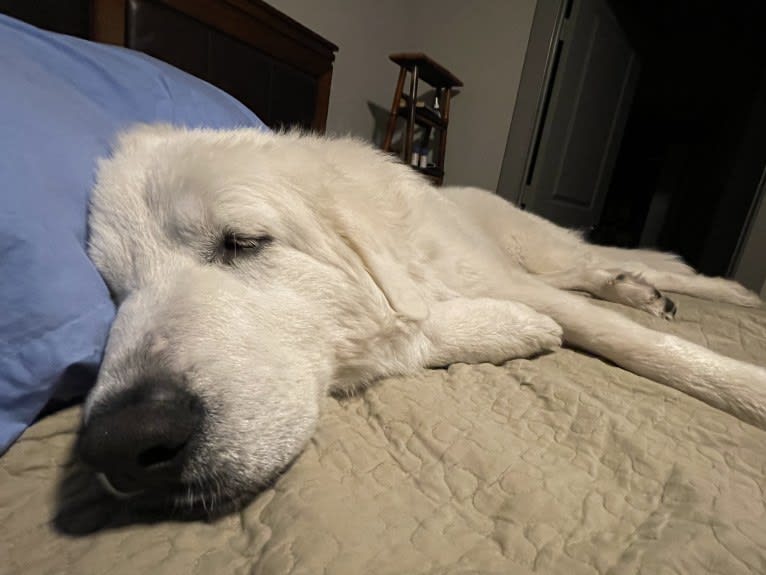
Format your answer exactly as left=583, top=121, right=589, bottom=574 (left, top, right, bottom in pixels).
left=514, top=311, right=562, bottom=357
left=531, top=314, right=564, bottom=351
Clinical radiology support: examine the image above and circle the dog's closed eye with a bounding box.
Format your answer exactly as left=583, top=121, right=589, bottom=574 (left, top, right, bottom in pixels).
left=218, top=231, right=272, bottom=264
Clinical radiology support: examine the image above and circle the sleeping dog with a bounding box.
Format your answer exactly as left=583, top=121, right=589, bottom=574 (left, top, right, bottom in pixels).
left=79, top=125, right=765, bottom=510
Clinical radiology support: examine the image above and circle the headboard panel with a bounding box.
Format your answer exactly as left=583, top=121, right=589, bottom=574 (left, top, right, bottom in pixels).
left=1, top=0, right=337, bottom=131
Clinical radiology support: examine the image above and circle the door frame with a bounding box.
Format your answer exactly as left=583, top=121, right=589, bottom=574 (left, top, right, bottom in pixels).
left=497, top=0, right=568, bottom=206
left=731, top=161, right=766, bottom=291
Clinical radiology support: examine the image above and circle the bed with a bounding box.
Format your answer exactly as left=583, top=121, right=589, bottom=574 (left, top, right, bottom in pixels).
left=2, top=3, right=766, bottom=575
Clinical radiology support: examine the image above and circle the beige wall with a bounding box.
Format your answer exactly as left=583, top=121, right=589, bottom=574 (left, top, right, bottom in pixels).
left=407, top=1, right=537, bottom=189
left=268, top=0, right=538, bottom=190
left=267, top=0, right=413, bottom=138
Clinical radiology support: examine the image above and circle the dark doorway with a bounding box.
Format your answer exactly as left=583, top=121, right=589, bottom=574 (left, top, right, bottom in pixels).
left=591, top=0, right=766, bottom=276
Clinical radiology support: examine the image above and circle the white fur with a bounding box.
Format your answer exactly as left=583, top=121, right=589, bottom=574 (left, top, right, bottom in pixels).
left=86, top=125, right=765, bottom=502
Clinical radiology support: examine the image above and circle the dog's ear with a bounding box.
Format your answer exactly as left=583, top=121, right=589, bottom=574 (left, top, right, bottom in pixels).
left=328, top=203, right=429, bottom=321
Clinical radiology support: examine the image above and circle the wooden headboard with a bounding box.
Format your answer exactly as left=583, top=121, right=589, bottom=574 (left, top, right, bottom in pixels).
left=0, top=0, right=337, bottom=131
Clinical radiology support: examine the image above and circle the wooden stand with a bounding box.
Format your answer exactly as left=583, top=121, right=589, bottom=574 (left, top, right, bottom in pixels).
left=382, top=53, right=462, bottom=186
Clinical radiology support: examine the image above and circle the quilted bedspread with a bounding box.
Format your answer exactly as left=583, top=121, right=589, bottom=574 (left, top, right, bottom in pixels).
left=2, top=294, right=766, bottom=575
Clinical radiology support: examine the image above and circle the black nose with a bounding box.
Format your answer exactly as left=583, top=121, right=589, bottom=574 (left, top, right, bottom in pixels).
left=78, top=381, right=203, bottom=492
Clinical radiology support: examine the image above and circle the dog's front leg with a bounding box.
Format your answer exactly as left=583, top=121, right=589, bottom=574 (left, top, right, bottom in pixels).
left=420, top=298, right=562, bottom=367
left=333, top=299, right=561, bottom=393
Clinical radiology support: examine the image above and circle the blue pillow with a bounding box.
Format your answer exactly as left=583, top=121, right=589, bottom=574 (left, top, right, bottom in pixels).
left=0, top=14, right=268, bottom=453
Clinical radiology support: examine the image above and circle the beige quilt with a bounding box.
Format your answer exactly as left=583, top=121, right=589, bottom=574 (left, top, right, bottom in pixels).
left=2, top=294, right=766, bottom=575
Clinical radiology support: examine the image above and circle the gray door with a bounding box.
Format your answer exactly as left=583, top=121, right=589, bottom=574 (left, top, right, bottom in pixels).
left=501, top=0, right=639, bottom=230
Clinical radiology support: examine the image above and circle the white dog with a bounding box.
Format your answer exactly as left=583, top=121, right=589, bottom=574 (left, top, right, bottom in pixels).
left=79, top=125, right=765, bottom=509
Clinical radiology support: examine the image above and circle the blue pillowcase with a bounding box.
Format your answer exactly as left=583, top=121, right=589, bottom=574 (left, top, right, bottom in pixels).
left=0, top=14, right=267, bottom=453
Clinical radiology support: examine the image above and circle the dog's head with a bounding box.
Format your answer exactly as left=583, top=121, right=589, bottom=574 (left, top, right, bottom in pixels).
left=80, top=125, right=426, bottom=509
